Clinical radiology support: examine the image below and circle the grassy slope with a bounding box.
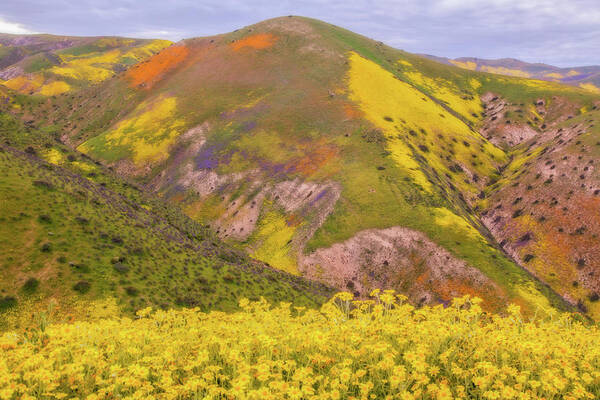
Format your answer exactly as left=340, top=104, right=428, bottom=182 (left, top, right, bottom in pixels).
left=325, top=22, right=599, bottom=315
left=392, top=39, right=600, bottom=315
left=303, top=19, right=593, bottom=312
left=0, top=100, right=333, bottom=330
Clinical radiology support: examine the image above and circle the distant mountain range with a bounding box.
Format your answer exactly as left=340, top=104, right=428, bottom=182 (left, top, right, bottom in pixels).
left=422, top=54, right=600, bottom=92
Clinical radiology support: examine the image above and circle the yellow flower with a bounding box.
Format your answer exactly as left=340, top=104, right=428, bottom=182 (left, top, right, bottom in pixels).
left=1, top=291, right=598, bottom=399
left=507, top=304, right=521, bottom=317
left=334, top=292, right=354, bottom=302
left=239, top=298, right=250, bottom=309
left=135, top=307, right=153, bottom=318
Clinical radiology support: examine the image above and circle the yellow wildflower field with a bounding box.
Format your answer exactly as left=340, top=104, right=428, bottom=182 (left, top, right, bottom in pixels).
left=1, top=291, right=598, bottom=399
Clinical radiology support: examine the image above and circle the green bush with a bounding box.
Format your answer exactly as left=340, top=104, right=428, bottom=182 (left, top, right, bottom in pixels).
left=22, top=277, right=39, bottom=294
left=0, top=296, right=17, bottom=312
left=73, top=281, right=91, bottom=294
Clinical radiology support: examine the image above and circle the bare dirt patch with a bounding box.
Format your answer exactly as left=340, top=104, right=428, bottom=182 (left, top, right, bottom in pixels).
left=300, top=226, right=505, bottom=308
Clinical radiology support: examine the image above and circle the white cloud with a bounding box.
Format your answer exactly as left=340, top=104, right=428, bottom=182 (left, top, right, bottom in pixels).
left=0, top=16, right=35, bottom=34
left=128, top=29, right=185, bottom=41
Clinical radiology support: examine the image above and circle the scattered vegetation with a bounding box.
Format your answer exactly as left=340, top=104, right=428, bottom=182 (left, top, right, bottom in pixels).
left=0, top=144, right=332, bottom=330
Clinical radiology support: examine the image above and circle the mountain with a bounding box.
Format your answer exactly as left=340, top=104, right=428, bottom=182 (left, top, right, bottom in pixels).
left=422, top=55, right=600, bottom=93
left=3, top=16, right=600, bottom=319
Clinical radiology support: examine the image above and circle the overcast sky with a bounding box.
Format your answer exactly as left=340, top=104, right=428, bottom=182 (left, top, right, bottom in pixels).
left=1, top=0, right=599, bottom=67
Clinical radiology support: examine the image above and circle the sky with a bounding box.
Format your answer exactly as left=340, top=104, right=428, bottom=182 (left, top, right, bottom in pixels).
left=1, top=0, right=599, bottom=67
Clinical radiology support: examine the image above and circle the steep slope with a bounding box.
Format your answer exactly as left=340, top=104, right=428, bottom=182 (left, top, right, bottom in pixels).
left=403, top=52, right=600, bottom=315
left=0, top=105, right=333, bottom=331
left=479, top=98, right=600, bottom=314
left=20, top=16, right=597, bottom=317
left=422, top=55, right=600, bottom=93
left=0, top=33, right=171, bottom=96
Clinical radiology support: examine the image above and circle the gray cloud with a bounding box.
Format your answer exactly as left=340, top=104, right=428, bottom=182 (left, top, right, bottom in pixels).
left=1, top=0, right=599, bottom=66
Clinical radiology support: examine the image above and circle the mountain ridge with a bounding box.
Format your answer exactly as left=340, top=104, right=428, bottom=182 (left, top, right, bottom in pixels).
left=421, top=54, right=600, bottom=93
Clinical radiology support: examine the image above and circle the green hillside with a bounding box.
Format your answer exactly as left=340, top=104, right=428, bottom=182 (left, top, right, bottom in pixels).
left=0, top=105, right=333, bottom=330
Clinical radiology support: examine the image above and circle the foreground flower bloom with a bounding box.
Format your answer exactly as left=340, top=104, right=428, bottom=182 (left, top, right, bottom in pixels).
left=0, top=292, right=599, bottom=399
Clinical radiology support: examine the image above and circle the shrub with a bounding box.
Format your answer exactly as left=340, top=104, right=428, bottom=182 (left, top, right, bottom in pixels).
left=33, top=180, right=54, bottom=190
left=22, top=277, right=39, bottom=294
left=73, top=281, right=91, bottom=294
left=69, top=262, right=90, bottom=273
left=24, top=146, right=37, bottom=155
left=75, top=216, right=89, bottom=225
left=113, top=263, right=130, bottom=274
left=125, top=286, right=139, bottom=296
left=38, top=214, right=52, bottom=223
left=0, top=296, right=17, bottom=312
left=196, top=277, right=209, bottom=285
left=512, top=209, right=523, bottom=218
left=518, top=233, right=532, bottom=242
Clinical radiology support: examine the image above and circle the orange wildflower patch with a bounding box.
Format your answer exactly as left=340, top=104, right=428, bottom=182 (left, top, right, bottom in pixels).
left=170, top=192, right=185, bottom=203
left=343, top=104, right=362, bottom=119
left=290, top=145, right=338, bottom=177
left=286, top=214, right=303, bottom=227
left=509, top=193, right=600, bottom=293
left=435, top=277, right=499, bottom=310
left=230, top=34, right=277, bottom=51
left=125, top=45, right=189, bottom=89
